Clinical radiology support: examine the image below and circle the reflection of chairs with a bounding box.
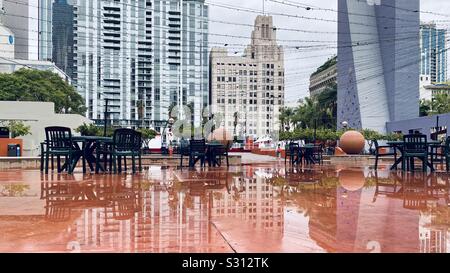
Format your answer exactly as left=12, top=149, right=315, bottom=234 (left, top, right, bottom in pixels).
left=372, top=172, right=402, bottom=202
left=402, top=173, right=437, bottom=210
left=374, top=139, right=397, bottom=170
left=402, top=134, right=428, bottom=172
left=45, top=201, right=72, bottom=222
left=111, top=192, right=137, bottom=221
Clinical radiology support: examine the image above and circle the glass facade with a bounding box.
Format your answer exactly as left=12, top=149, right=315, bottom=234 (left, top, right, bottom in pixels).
left=38, top=0, right=53, bottom=61
left=420, top=23, right=447, bottom=83
left=151, top=0, right=209, bottom=130
left=68, top=0, right=208, bottom=129
left=52, top=0, right=74, bottom=79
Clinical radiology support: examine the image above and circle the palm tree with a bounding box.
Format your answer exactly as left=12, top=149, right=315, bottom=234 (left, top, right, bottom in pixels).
left=430, top=93, right=450, bottom=115
left=280, top=107, right=294, bottom=131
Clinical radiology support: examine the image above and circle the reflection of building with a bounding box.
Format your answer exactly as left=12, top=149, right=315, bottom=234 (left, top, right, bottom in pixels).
left=210, top=15, right=285, bottom=138
left=211, top=169, right=284, bottom=231
left=420, top=23, right=447, bottom=100
left=337, top=0, right=420, bottom=133
left=309, top=56, right=337, bottom=97
left=419, top=212, right=448, bottom=253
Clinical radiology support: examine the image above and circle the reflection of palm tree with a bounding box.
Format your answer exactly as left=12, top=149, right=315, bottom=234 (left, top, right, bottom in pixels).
left=1, top=184, right=30, bottom=197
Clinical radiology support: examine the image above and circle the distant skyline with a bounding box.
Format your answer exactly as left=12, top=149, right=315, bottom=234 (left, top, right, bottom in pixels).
left=209, top=0, right=450, bottom=107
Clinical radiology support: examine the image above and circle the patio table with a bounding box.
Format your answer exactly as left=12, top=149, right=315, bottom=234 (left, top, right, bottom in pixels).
left=70, top=136, right=113, bottom=173
left=387, top=140, right=441, bottom=171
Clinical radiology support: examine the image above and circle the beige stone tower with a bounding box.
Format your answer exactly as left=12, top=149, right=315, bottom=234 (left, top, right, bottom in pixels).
left=210, top=15, right=284, bottom=140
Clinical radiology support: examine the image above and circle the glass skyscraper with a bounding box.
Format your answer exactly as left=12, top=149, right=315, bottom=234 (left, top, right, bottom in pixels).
left=52, top=0, right=74, bottom=79
left=152, top=0, right=209, bottom=131
left=64, top=0, right=208, bottom=130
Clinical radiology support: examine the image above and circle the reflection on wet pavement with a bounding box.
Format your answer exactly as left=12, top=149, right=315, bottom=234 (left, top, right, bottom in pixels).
left=0, top=164, right=449, bottom=253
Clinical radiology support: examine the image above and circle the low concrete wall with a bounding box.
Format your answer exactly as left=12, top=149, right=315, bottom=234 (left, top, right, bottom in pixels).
left=330, top=155, right=395, bottom=165
left=0, top=154, right=242, bottom=170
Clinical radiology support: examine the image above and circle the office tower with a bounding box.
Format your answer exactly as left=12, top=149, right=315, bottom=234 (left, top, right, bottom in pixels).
left=2, top=0, right=52, bottom=60
left=52, top=0, right=74, bottom=79
left=337, top=0, right=420, bottom=133
left=210, top=15, right=285, bottom=139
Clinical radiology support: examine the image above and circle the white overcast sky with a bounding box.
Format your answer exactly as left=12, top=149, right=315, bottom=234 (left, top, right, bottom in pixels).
left=208, top=0, right=450, bottom=107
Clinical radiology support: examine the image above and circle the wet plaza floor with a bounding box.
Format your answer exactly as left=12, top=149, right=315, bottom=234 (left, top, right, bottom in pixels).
left=0, top=162, right=449, bottom=253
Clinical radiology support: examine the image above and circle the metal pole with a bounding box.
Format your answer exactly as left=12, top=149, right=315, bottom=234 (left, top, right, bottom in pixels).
left=313, top=119, right=317, bottom=143
left=104, top=98, right=109, bottom=137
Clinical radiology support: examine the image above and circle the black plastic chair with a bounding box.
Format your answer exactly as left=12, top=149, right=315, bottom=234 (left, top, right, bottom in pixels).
left=179, top=139, right=190, bottom=168
left=189, top=139, right=207, bottom=167
left=43, top=127, right=81, bottom=174
left=285, top=142, right=300, bottom=165
left=213, top=141, right=233, bottom=167
left=111, top=129, right=142, bottom=174
left=374, top=139, right=397, bottom=170
left=444, top=136, right=450, bottom=172
left=402, top=134, right=428, bottom=172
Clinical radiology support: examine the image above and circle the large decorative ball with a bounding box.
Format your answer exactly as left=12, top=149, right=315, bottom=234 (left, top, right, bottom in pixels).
left=339, top=170, right=365, bottom=191
left=339, top=130, right=365, bottom=155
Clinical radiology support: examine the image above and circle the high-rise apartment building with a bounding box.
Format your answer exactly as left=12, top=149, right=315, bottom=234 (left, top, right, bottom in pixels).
left=337, top=0, right=420, bottom=133
left=309, top=56, right=337, bottom=97
left=152, top=0, right=209, bottom=131
left=2, top=0, right=52, bottom=60
left=73, top=0, right=152, bottom=125
left=419, top=22, right=447, bottom=99
left=70, top=0, right=208, bottom=130
left=210, top=16, right=284, bottom=139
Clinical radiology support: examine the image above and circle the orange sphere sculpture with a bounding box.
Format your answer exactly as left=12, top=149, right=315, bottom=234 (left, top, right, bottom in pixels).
left=339, top=130, right=365, bottom=155
left=339, top=170, right=366, bottom=191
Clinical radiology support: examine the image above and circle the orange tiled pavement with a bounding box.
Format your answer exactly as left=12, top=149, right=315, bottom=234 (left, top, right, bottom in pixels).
left=0, top=164, right=449, bottom=253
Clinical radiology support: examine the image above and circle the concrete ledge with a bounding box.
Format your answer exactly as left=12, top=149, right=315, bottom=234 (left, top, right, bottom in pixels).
left=0, top=154, right=242, bottom=170
left=330, top=155, right=394, bottom=165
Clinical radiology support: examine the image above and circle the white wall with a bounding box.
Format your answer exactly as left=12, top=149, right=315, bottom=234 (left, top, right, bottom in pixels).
left=0, top=101, right=92, bottom=156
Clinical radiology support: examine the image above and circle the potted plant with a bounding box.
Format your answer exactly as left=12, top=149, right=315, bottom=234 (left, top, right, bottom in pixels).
left=1, top=121, right=31, bottom=139
left=75, top=123, right=102, bottom=136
